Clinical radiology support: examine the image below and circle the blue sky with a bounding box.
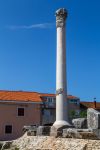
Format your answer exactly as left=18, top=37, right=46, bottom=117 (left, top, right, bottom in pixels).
left=0, top=0, right=100, bottom=101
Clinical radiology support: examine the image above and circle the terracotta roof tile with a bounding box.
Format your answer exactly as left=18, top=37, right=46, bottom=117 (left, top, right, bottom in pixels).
left=0, top=90, right=79, bottom=103
left=0, top=90, right=42, bottom=102
left=80, top=101, right=100, bottom=109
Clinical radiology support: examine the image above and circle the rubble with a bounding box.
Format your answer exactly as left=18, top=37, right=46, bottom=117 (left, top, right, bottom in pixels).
left=3, top=133, right=100, bottom=150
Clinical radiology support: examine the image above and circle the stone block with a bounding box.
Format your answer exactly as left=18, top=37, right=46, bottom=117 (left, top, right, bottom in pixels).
left=36, top=126, right=51, bottom=136
left=63, top=128, right=78, bottom=138
left=23, top=125, right=37, bottom=133
left=0, top=143, right=3, bottom=149
left=27, top=129, right=37, bottom=136
left=50, top=126, right=62, bottom=137
left=50, top=125, right=71, bottom=137
left=63, top=128, right=98, bottom=140
left=2, top=141, right=12, bottom=149
left=87, top=108, right=100, bottom=129
left=92, top=129, right=100, bottom=139
left=72, top=118, right=87, bottom=129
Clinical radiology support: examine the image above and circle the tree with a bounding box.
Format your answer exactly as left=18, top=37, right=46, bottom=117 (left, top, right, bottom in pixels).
left=79, top=110, right=87, bottom=118
left=70, top=110, right=76, bottom=118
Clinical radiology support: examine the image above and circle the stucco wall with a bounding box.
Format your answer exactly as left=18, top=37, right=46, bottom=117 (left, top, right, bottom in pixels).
left=0, top=102, right=41, bottom=141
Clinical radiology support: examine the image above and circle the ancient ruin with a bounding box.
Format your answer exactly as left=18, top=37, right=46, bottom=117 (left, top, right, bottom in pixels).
left=23, top=9, right=100, bottom=141
left=0, top=7, right=100, bottom=150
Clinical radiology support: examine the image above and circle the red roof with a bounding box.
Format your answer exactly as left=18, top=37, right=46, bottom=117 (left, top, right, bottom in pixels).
left=0, top=90, right=79, bottom=103
left=0, top=90, right=42, bottom=103
left=67, top=95, right=79, bottom=99
left=80, top=101, right=100, bottom=109
left=39, top=93, right=55, bottom=97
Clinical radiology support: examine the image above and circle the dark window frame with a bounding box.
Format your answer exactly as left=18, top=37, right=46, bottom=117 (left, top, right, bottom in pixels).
left=5, top=125, right=12, bottom=134
left=18, top=107, right=24, bottom=116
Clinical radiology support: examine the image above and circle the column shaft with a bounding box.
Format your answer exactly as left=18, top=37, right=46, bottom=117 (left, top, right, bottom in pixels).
left=56, top=26, right=68, bottom=121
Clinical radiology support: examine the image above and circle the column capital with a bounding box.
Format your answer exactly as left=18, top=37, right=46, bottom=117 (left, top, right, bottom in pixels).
left=55, top=8, right=68, bottom=28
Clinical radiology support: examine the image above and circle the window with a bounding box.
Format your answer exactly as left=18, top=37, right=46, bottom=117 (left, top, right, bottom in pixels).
left=18, top=108, right=24, bottom=116
left=48, top=98, right=52, bottom=103
left=69, top=99, right=78, bottom=104
left=47, top=97, right=55, bottom=103
left=5, top=125, right=12, bottom=134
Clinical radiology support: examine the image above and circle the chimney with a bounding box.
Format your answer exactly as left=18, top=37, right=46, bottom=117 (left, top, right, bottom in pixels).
left=94, top=100, right=96, bottom=109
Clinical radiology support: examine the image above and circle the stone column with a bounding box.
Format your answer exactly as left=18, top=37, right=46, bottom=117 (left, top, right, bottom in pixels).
left=53, top=8, right=70, bottom=128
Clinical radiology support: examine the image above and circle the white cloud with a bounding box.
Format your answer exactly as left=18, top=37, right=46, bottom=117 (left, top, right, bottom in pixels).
left=7, top=23, right=54, bottom=30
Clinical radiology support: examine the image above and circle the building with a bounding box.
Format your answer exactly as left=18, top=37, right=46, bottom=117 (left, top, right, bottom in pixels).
left=80, top=101, right=100, bottom=111
left=0, top=90, right=42, bottom=141
left=0, top=90, right=99, bottom=141
left=41, top=95, right=100, bottom=124
left=40, top=93, right=80, bottom=125
left=0, top=90, right=80, bottom=140
left=40, top=93, right=56, bottom=125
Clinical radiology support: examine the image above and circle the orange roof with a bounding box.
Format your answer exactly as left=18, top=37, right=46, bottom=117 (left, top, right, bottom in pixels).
left=67, top=95, right=79, bottom=99
left=80, top=101, right=100, bottom=109
left=0, top=90, right=42, bottom=103
left=39, top=93, right=55, bottom=97
left=0, top=90, right=79, bottom=103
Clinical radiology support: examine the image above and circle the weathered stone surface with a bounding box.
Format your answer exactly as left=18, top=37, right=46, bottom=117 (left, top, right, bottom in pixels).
left=9, top=133, right=100, bottom=150
left=50, top=126, right=62, bottom=137
left=63, top=128, right=98, bottom=140
left=92, top=129, right=100, bottom=139
left=50, top=125, right=71, bottom=137
left=27, top=129, right=37, bottom=136
left=72, top=118, right=87, bottom=129
left=56, top=8, right=67, bottom=28
left=63, top=128, right=78, bottom=138
left=23, top=125, right=37, bottom=133
left=87, top=108, right=100, bottom=129
left=2, top=141, right=12, bottom=149
left=0, top=142, right=3, bottom=149
left=36, top=126, right=51, bottom=136
left=23, top=125, right=37, bottom=136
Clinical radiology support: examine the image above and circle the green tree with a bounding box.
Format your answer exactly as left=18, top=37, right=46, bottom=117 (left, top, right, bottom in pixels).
left=70, top=110, right=76, bottom=118
left=79, top=110, right=87, bottom=118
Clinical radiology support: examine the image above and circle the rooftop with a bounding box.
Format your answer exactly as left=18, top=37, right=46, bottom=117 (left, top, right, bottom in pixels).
left=80, top=101, right=100, bottom=109
left=0, top=90, right=42, bottom=103
left=0, top=90, right=79, bottom=103
left=40, top=93, right=79, bottom=99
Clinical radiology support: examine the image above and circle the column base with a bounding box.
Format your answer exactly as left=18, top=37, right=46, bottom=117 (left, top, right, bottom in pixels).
left=53, top=120, right=71, bottom=128
left=50, top=120, right=72, bottom=137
